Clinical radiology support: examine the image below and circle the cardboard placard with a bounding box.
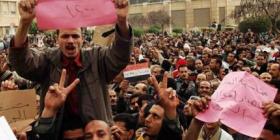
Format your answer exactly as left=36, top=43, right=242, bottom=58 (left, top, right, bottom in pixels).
left=0, top=89, right=37, bottom=125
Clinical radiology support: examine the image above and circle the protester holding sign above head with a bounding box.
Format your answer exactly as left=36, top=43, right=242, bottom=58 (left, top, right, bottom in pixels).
left=3, top=0, right=280, bottom=139
left=8, top=0, right=132, bottom=139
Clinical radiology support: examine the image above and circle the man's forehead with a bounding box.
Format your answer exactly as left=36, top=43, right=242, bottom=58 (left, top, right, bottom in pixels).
left=197, top=75, right=206, bottom=78
left=271, top=64, right=280, bottom=68
left=150, top=105, right=164, bottom=115
left=115, top=121, right=126, bottom=129
left=179, top=67, right=188, bottom=70
left=109, top=92, right=116, bottom=95
left=261, top=74, right=271, bottom=78
left=85, top=120, right=110, bottom=132
left=200, top=81, right=210, bottom=86
left=136, top=83, right=145, bottom=87
left=59, top=28, right=82, bottom=34
left=154, top=67, right=161, bottom=70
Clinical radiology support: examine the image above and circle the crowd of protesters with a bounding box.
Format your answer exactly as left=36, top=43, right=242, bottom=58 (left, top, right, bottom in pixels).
left=1, top=27, right=280, bottom=139
left=1, top=0, right=280, bottom=139
left=105, top=29, right=280, bottom=140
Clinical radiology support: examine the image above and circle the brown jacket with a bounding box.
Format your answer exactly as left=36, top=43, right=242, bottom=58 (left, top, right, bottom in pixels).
left=8, top=26, right=133, bottom=139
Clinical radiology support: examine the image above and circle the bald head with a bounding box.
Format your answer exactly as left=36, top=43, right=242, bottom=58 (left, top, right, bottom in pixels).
left=134, top=83, right=147, bottom=94
left=196, top=73, right=206, bottom=85
left=198, top=81, right=212, bottom=96
left=269, top=63, right=280, bottom=79
left=260, top=72, right=272, bottom=83
left=202, top=47, right=212, bottom=55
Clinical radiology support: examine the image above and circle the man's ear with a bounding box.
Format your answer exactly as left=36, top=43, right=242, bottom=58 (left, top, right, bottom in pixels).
left=128, top=130, right=134, bottom=139
left=210, top=87, right=214, bottom=94
left=55, top=33, right=59, bottom=42
left=82, top=35, right=85, bottom=42
left=55, top=37, right=59, bottom=43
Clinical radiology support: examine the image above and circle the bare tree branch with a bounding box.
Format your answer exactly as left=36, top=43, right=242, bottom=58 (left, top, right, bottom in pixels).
left=233, top=0, right=280, bottom=33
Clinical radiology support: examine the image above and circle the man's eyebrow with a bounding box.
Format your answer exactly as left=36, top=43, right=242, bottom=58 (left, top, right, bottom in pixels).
left=96, top=129, right=107, bottom=134
left=84, top=132, right=93, bottom=139
left=150, top=112, right=160, bottom=118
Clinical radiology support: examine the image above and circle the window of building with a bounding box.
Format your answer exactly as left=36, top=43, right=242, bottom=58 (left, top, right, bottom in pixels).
left=171, top=10, right=186, bottom=29
left=193, top=8, right=210, bottom=27
left=0, top=1, right=9, bottom=14
left=5, top=27, right=10, bottom=35
left=0, top=1, right=16, bottom=15
left=130, top=0, right=139, bottom=4
left=130, top=0, right=171, bottom=4
left=9, top=1, right=16, bottom=15
left=219, top=7, right=225, bottom=25
left=150, top=0, right=163, bottom=2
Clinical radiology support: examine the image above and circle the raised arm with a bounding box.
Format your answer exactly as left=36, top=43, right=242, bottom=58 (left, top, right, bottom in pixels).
left=8, top=0, right=48, bottom=81
left=15, top=0, right=37, bottom=48
left=34, top=69, right=79, bottom=138
left=114, top=0, right=130, bottom=39
left=184, top=96, right=210, bottom=140
left=150, top=72, right=179, bottom=120
left=97, top=0, right=133, bottom=83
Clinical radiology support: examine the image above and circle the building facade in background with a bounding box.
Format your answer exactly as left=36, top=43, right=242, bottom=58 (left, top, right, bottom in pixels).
left=129, top=0, right=241, bottom=30
left=0, top=0, right=241, bottom=38
left=0, top=0, right=19, bottom=38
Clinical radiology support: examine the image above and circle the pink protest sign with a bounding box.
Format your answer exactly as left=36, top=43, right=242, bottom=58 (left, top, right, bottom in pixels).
left=196, top=72, right=277, bottom=138
left=35, top=0, right=117, bottom=29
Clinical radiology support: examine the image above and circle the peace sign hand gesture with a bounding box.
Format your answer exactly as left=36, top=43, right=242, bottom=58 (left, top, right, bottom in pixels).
left=42, top=69, right=80, bottom=118
left=151, top=72, right=179, bottom=120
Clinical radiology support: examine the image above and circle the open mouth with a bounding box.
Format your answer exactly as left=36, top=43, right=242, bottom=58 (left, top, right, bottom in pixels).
left=66, top=45, right=75, bottom=50
left=142, top=126, right=148, bottom=133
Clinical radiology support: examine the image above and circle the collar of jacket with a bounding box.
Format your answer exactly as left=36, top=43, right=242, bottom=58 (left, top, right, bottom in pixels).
left=49, top=48, right=92, bottom=72
left=177, top=78, right=189, bottom=84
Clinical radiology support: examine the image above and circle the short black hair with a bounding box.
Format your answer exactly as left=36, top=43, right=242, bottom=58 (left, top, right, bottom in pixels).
left=113, top=113, right=137, bottom=131
left=155, top=74, right=177, bottom=90
left=143, top=102, right=155, bottom=118
left=129, top=93, right=141, bottom=103
left=137, top=94, right=154, bottom=108
left=161, top=60, right=172, bottom=72
left=211, top=55, right=222, bottom=67
left=257, top=52, right=268, bottom=59
left=268, top=60, right=276, bottom=63
left=270, top=80, right=280, bottom=90
left=227, top=52, right=236, bottom=58
left=178, top=64, right=188, bottom=71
